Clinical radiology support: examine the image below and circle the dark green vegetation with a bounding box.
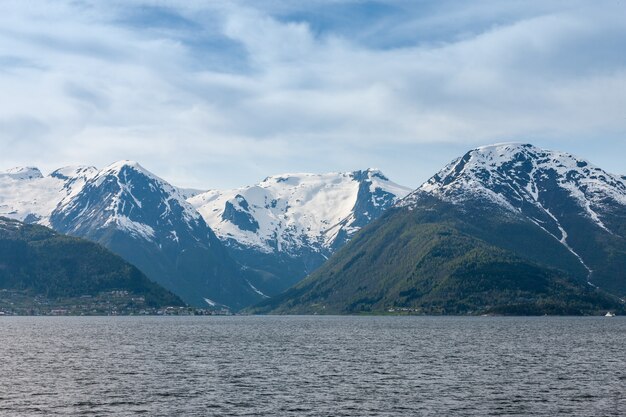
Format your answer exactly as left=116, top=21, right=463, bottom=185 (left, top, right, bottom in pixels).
left=249, top=197, right=624, bottom=315
left=0, top=217, right=183, bottom=312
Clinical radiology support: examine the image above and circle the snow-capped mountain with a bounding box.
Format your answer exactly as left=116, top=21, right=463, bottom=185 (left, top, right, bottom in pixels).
left=404, top=143, right=626, bottom=220
left=1, top=166, right=45, bottom=180
left=402, top=143, right=626, bottom=294
left=252, top=143, right=626, bottom=315
left=50, top=161, right=203, bottom=242
left=47, top=161, right=260, bottom=308
left=0, top=165, right=97, bottom=225
left=190, top=169, right=410, bottom=254
left=188, top=169, right=411, bottom=295
left=0, top=162, right=410, bottom=306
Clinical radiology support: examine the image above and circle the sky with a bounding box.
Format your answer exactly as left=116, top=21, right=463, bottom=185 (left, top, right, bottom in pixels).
left=0, top=0, right=625, bottom=190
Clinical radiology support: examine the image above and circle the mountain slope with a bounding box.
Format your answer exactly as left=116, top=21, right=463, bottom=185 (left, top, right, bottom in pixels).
left=401, top=143, right=626, bottom=294
left=0, top=217, right=183, bottom=309
left=189, top=169, right=411, bottom=295
left=250, top=198, right=623, bottom=315
left=49, top=161, right=260, bottom=309
left=251, top=144, right=626, bottom=315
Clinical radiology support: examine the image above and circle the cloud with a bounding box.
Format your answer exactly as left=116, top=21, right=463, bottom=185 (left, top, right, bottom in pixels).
left=0, top=0, right=625, bottom=188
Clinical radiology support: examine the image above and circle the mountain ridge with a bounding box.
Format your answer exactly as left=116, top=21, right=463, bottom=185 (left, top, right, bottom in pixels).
left=0, top=161, right=411, bottom=309
left=401, top=143, right=626, bottom=293
left=48, top=161, right=261, bottom=309
left=189, top=168, right=411, bottom=295
left=250, top=143, right=626, bottom=315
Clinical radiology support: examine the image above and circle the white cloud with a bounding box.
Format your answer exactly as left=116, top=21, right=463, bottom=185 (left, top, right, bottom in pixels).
left=0, top=0, right=624, bottom=188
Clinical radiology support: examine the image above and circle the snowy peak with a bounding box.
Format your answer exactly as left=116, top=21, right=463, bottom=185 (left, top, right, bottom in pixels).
left=100, top=160, right=154, bottom=178
left=395, top=143, right=626, bottom=295
left=99, top=160, right=199, bottom=220
left=51, top=161, right=204, bottom=242
left=400, top=143, right=626, bottom=285
left=50, top=165, right=98, bottom=181
left=189, top=169, right=411, bottom=254
left=350, top=168, right=387, bottom=181
left=346, top=168, right=409, bottom=229
left=405, top=143, right=626, bottom=220
left=424, top=142, right=625, bottom=194
left=0, top=161, right=276, bottom=307
left=0, top=165, right=98, bottom=224
left=0, top=166, right=43, bottom=180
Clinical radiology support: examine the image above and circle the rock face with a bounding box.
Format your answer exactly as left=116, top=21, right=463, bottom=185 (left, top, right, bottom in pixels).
left=250, top=144, right=626, bottom=315
left=189, top=169, right=411, bottom=295
left=48, top=161, right=260, bottom=309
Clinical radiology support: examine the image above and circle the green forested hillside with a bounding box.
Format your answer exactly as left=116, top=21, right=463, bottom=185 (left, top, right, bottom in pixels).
left=0, top=217, right=183, bottom=309
left=249, top=199, right=623, bottom=315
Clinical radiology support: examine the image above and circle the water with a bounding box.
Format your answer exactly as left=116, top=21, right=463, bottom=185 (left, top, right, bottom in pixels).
left=0, top=316, right=624, bottom=416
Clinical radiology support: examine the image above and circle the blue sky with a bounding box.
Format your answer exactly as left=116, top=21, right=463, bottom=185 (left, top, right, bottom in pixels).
left=0, top=0, right=625, bottom=189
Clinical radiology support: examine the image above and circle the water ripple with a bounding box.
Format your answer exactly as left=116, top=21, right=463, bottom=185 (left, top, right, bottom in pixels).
left=0, top=316, right=624, bottom=416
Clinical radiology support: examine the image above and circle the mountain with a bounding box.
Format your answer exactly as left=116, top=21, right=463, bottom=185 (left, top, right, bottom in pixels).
left=403, top=143, right=626, bottom=294
left=0, top=217, right=183, bottom=312
left=0, top=165, right=98, bottom=224
left=189, top=169, right=411, bottom=296
left=0, top=163, right=259, bottom=309
left=47, top=161, right=261, bottom=309
left=250, top=144, right=626, bottom=315
left=1, top=163, right=410, bottom=309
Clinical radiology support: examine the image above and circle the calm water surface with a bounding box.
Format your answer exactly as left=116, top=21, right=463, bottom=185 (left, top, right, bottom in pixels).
left=0, top=316, right=624, bottom=416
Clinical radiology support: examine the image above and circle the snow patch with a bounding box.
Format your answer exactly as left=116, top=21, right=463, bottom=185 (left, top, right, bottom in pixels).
left=0, top=165, right=97, bottom=225
left=404, top=143, right=626, bottom=232
left=189, top=170, right=410, bottom=254
left=246, top=280, right=270, bottom=298
left=105, top=216, right=155, bottom=240
left=0, top=167, right=43, bottom=180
